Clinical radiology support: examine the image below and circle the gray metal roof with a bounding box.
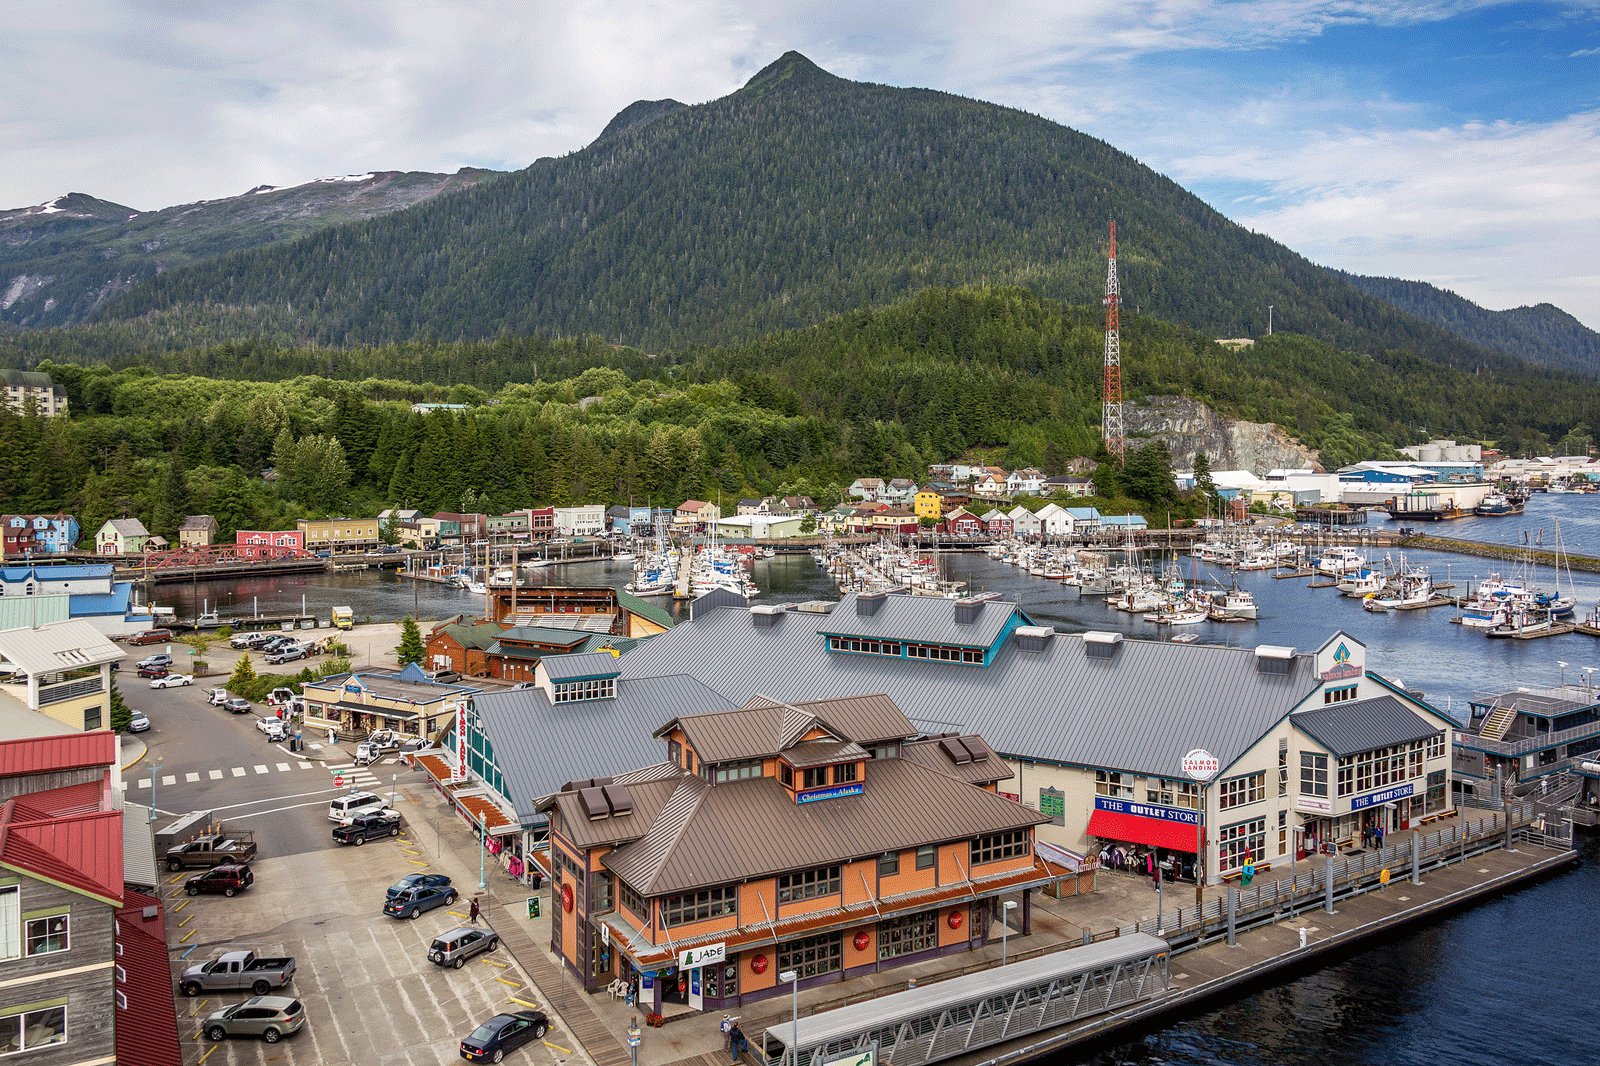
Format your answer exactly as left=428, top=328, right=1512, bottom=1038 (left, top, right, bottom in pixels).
left=540, top=651, right=624, bottom=682
left=763, top=932, right=1170, bottom=1051
left=472, top=674, right=733, bottom=823
left=1291, top=696, right=1442, bottom=757
left=0, top=619, right=124, bottom=676
left=816, top=592, right=1022, bottom=649
left=616, top=600, right=1320, bottom=779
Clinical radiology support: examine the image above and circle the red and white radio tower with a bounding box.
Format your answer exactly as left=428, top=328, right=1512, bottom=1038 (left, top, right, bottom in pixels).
left=1102, top=220, right=1126, bottom=466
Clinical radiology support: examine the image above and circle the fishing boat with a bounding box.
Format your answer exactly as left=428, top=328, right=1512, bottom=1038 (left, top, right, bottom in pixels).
left=1337, top=568, right=1387, bottom=596
left=1485, top=607, right=1553, bottom=638
left=1203, top=587, right=1258, bottom=621
left=1369, top=568, right=1433, bottom=609
left=1474, top=492, right=1523, bottom=517
left=1362, top=595, right=1389, bottom=613
left=1315, top=547, right=1367, bottom=576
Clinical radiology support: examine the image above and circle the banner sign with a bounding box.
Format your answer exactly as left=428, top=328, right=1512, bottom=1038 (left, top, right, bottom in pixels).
left=1351, top=782, right=1414, bottom=811
left=1094, top=796, right=1201, bottom=826
left=797, top=782, right=864, bottom=804
left=678, top=942, right=726, bottom=970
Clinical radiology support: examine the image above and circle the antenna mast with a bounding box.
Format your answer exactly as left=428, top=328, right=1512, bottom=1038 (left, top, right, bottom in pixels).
left=1102, top=220, right=1126, bottom=466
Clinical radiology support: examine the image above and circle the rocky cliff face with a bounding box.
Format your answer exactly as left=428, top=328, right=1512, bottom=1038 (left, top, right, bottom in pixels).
left=1126, top=395, right=1321, bottom=473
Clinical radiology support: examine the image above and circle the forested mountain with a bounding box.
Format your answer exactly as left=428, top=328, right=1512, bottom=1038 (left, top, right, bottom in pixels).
left=6, top=287, right=1594, bottom=549
left=23, top=51, right=1526, bottom=379
left=0, top=169, right=498, bottom=328
left=1339, top=272, right=1600, bottom=375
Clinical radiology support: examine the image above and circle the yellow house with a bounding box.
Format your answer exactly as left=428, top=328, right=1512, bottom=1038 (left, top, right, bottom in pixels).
left=913, top=490, right=943, bottom=521
left=296, top=517, right=380, bottom=552
left=0, top=620, right=125, bottom=732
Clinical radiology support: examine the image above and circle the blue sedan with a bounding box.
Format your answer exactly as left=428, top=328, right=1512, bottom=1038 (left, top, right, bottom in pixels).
left=386, top=873, right=451, bottom=903
left=460, top=1010, right=548, bottom=1062
left=384, top=881, right=458, bottom=920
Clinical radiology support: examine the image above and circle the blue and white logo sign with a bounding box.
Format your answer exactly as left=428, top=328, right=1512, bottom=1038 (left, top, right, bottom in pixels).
left=1351, top=782, right=1414, bottom=811
left=1094, top=796, right=1201, bottom=826
left=797, top=782, right=864, bottom=804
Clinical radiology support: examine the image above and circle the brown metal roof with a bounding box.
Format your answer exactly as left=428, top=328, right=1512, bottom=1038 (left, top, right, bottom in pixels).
left=603, top=757, right=1047, bottom=897
left=901, top=735, right=1013, bottom=785
left=750, top=693, right=919, bottom=746
left=546, top=778, right=685, bottom=849
left=782, top=739, right=869, bottom=769
left=660, top=693, right=917, bottom=766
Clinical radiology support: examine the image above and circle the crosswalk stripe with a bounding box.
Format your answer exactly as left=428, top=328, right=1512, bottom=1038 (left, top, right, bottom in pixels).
left=298, top=762, right=312, bottom=769
left=161, top=775, right=176, bottom=786
left=252, top=765, right=270, bottom=774
left=185, top=772, right=199, bottom=783
left=230, top=767, right=245, bottom=777
left=137, top=778, right=151, bottom=789
left=328, top=762, right=354, bottom=770
left=209, top=769, right=223, bottom=780
left=275, top=762, right=291, bottom=772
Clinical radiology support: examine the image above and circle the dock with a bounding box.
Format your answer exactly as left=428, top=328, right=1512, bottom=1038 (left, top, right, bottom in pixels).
left=673, top=550, right=694, bottom=601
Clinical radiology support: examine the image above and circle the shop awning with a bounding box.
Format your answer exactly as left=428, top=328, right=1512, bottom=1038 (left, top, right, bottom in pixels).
left=1087, top=808, right=1201, bottom=853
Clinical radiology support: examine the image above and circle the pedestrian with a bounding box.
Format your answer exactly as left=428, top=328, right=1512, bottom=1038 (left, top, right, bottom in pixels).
left=469, top=897, right=481, bottom=924
left=728, top=1023, right=748, bottom=1064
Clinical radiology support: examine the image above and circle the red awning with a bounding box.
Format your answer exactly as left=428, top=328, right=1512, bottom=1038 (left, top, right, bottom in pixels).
left=1087, top=809, right=1201, bottom=853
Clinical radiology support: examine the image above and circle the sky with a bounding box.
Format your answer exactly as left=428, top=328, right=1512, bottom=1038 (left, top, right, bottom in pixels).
left=4, top=1, right=1599, bottom=327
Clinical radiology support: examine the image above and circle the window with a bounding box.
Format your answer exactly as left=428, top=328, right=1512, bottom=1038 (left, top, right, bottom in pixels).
left=1144, top=779, right=1198, bottom=809
left=869, top=743, right=901, bottom=760
left=777, top=866, right=841, bottom=904
left=1218, top=817, right=1266, bottom=871
left=83, top=706, right=102, bottom=730
left=1278, top=739, right=1289, bottom=797
left=877, top=852, right=900, bottom=877
left=1218, top=772, right=1266, bottom=809
left=588, top=872, right=614, bottom=915
left=552, top=678, right=616, bottom=703
left=1426, top=770, right=1448, bottom=814
left=1300, top=752, right=1329, bottom=797
left=0, top=888, right=17, bottom=961
left=714, top=759, right=762, bottom=784
left=971, top=829, right=1028, bottom=866
left=1095, top=770, right=1134, bottom=799
left=827, top=637, right=904, bottom=659
left=777, top=932, right=842, bottom=981
left=1427, top=732, right=1446, bottom=760
left=802, top=767, right=829, bottom=790
left=833, top=762, right=857, bottom=785
left=916, top=844, right=936, bottom=870
left=904, top=643, right=985, bottom=664
left=780, top=764, right=793, bottom=788
left=24, top=914, right=68, bottom=956
left=1336, top=745, right=1415, bottom=797
left=668, top=739, right=683, bottom=768
left=661, top=885, right=735, bottom=926
left=619, top=881, right=647, bottom=921
left=0, top=1005, right=66, bottom=1053
left=1324, top=685, right=1358, bottom=704
left=877, top=910, right=938, bottom=960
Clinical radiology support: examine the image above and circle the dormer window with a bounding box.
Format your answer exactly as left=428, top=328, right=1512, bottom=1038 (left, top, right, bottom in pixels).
left=552, top=677, right=615, bottom=703
left=713, top=759, right=762, bottom=784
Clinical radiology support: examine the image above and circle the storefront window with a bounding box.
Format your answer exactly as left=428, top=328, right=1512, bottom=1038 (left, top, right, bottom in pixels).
left=878, top=910, right=937, bottom=960
left=1145, top=779, right=1198, bottom=809
left=1095, top=771, right=1134, bottom=798
left=777, top=932, right=842, bottom=980
left=1427, top=732, right=1446, bottom=760
left=1218, top=817, right=1266, bottom=870
left=704, top=963, right=739, bottom=999
left=1425, top=770, right=1448, bottom=814
left=777, top=865, right=840, bottom=903
left=1300, top=752, right=1329, bottom=797
left=661, top=886, right=735, bottom=926
left=1337, top=744, right=1420, bottom=797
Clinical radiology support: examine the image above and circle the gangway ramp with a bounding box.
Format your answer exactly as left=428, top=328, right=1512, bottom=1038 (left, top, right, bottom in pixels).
left=761, top=933, right=1171, bottom=1066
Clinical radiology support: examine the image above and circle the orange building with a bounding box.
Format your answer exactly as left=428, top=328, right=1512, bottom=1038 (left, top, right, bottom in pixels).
left=538, top=695, right=1054, bottom=1014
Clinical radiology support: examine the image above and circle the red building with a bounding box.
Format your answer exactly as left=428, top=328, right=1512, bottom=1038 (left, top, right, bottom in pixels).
left=528, top=507, right=556, bottom=539
left=235, top=529, right=305, bottom=559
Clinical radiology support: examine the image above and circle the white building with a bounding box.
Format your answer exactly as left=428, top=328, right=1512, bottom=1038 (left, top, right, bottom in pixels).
left=553, top=505, right=606, bottom=537
left=1008, top=506, right=1042, bottom=537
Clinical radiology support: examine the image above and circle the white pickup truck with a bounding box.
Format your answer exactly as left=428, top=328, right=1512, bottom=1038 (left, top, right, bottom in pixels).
left=179, top=950, right=297, bottom=996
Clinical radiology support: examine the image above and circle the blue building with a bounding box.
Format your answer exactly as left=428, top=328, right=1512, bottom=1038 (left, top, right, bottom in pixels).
left=1100, top=514, right=1149, bottom=532
left=0, top=563, right=147, bottom=636
left=1, top=514, right=80, bottom=557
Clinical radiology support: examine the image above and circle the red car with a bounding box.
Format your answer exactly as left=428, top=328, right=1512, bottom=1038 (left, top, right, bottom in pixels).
left=186, top=864, right=255, bottom=898
left=136, top=664, right=170, bottom=679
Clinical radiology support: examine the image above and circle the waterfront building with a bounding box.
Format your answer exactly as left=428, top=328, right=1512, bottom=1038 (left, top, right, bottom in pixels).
left=431, top=512, right=488, bottom=545
left=847, top=478, right=884, bottom=501
left=234, top=529, right=306, bottom=559
left=299, top=663, right=477, bottom=741
left=675, top=500, right=721, bottom=528
left=553, top=506, right=606, bottom=537
left=0, top=564, right=145, bottom=637
left=0, top=514, right=79, bottom=558
left=486, top=511, right=532, bottom=541
left=1064, top=507, right=1102, bottom=535
left=1034, top=503, right=1071, bottom=537
left=913, top=491, right=943, bottom=521
left=611, top=594, right=1455, bottom=880
left=295, top=517, right=379, bottom=552
left=1453, top=684, right=1600, bottom=806
left=536, top=692, right=1053, bottom=1012
left=0, top=620, right=124, bottom=732
left=423, top=618, right=635, bottom=682
left=980, top=509, right=1012, bottom=536
left=941, top=507, right=983, bottom=536
left=0, top=369, right=68, bottom=416
left=483, top=585, right=672, bottom=639
left=94, top=518, right=150, bottom=556
left=711, top=514, right=807, bottom=540
left=1007, top=506, right=1042, bottom=538
left=175, top=515, right=217, bottom=548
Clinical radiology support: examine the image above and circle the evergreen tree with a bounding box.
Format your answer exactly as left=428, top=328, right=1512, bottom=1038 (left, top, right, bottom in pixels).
left=109, top=678, right=132, bottom=733
left=395, top=617, right=425, bottom=666
left=1192, top=451, right=1217, bottom=504
left=229, top=653, right=258, bottom=694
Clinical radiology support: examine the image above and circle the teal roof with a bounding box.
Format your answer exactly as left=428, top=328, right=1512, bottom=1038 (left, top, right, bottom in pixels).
left=616, top=589, right=673, bottom=629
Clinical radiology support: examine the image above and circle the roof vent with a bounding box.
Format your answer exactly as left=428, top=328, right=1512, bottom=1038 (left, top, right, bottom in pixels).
left=751, top=604, right=786, bottom=628
left=939, top=737, right=974, bottom=764
left=141, top=906, right=158, bottom=921
left=1014, top=625, right=1056, bottom=652
left=953, top=598, right=985, bottom=625
left=793, top=600, right=836, bottom=614
left=601, top=783, right=634, bottom=816
left=1255, top=644, right=1295, bottom=675
left=1084, top=630, right=1123, bottom=660
left=857, top=592, right=889, bottom=617
left=579, top=786, right=611, bottom=820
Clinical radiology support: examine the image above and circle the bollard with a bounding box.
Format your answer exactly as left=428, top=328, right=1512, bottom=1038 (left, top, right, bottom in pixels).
left=1504, top=811, right=1515, bottom=851
left=1299, top=927, right=1308, bottom=949
left=1226, top=884, right=1237, bottom=946
left=1411, top=834, right=1422, bottom=886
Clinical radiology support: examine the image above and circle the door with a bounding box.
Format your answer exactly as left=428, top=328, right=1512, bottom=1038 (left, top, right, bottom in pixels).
left=688, top=965, right=704, bottom=1011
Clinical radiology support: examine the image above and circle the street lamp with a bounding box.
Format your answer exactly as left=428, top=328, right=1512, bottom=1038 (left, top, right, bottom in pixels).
left=389, top=773, right=398, bottom=811
left=1183, top=749, right=1220, bottom=905
left=779, top=968, right=799, bottom=1066
left=1000, top=900, right=1018, bottom=965
left=147, top=760, right=164, bottom=823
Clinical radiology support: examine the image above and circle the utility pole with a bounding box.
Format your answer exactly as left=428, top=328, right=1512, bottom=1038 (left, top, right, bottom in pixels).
left=1102, top=220, right=1126, bottom=466
left=1268, top=304, right=1274, bottom=336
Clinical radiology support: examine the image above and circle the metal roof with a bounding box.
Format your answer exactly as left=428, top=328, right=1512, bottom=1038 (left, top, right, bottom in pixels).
left=120, top=802, right=159, bottom=890
left=815, top=592, right=1024, bottom=649
left=0, top=619, right=124, bottom=675
left=1291, top=696, right=1443, bottom=757
left=471, top=675, right=733, bottom=822
left=764, top=933, right=1169, bottom=1051
left=603, top=757, right=1048, bottom=896
left=616, top=601, right=1320, bottom=778
left=115, top=888, right=184, bottom=1066
left=541, top=651, right=623, bottom=682
left=901, top=734, right=1012, bottom=785
left=0, top=730, right=117, bottom=779
left=663, top=694, right=917, bottom=765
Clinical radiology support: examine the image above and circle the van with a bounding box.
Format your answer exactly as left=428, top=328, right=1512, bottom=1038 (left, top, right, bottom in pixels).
left=327, top=791, right=387, bottom=825
left=128, top=628, right=175, bottom=646
left=427, top=926, right=500, bottom=969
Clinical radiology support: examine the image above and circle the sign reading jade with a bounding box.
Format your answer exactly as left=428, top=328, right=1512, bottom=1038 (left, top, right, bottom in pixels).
left=678, top=942, right=726, bottom=970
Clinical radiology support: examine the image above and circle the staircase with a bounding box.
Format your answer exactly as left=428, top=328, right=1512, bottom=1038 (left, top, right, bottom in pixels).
left=1479, top=702, right=1517, bottom=741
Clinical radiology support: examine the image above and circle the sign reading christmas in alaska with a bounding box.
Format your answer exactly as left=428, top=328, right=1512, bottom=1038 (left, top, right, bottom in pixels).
left=1317, top=634, right=1365, bottom=683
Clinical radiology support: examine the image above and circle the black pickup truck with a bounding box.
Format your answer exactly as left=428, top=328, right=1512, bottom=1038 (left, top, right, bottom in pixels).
left=331, top=811, right=402, bottom=846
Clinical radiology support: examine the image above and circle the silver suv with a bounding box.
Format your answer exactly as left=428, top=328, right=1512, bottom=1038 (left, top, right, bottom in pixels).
left=427, top=925, right=500, bottom=969
left=203, top=996, right=305, bottom=1044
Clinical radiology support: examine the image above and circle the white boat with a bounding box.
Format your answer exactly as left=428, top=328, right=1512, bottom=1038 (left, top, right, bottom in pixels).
left=1486, top=608, right=1553, bottom=638
left=612, top=551, right=636, bottom=562
left=1206, top=588, right=1258, bottom=620
left=464, top=580, right=488, bottom=596
left=1315, top=547, right=1367, bottom=576
left=488, top=568, right=517, bottom=588
left=1338, top=568, right=1386, bottom=596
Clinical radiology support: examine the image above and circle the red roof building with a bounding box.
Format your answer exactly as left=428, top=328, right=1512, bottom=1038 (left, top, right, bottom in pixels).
left=114, top=889, right=183, bottom=1065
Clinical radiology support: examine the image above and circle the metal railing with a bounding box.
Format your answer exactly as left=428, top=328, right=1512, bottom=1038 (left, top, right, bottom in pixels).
left=1458, top=717, right=1600, bottom=757
left=36, top=677, right=104, bottom=705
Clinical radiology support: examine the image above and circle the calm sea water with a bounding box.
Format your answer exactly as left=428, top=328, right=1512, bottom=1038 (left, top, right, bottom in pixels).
left=168, top=497, right=1597, bottom=1064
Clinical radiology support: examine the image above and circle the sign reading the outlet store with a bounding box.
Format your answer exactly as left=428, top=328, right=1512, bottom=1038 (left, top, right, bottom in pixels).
left=1351, top=782, right=1414, bottom=811
left=1093, top=796, right=1201, bottom=825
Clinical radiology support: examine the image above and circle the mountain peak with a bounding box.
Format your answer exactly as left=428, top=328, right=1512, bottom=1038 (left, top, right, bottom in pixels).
left=595, top=98, right=688, bottom=144
left=741, top=51, right=838, bottom=93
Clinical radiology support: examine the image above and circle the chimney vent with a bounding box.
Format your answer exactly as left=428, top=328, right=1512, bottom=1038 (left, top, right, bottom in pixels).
left=953, top=598, right=985, bottom=625
left=857, top=592, right=888, bottom=617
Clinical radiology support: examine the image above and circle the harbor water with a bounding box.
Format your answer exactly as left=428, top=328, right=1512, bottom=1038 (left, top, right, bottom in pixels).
left=159, top=496, right=1599, bottom=1064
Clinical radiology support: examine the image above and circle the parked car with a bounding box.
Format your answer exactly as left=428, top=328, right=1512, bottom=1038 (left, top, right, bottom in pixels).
left=384, top=879, right=457, bottom=920
left=424, top=668, right=462, bottom=684
left=229, top=632, right=269, bottom=649
left=255, top=714, right=286, bottom=736
left=265, top=644, right=308, bottom=666
left=186, top=863, right=254, bottom=897
left=329, top=791, right=392, bottom=824
left=127, top=628, right=174, bottom=646
left=137, top=664, right=171, bottom=679
left=128, top=709, right=151, bottom=733
left=202, top=996, right=305, bottom=1044
left=459, top=1010, right=548, bottom=1062
left=166, top=832, right=258, bottom=870
left=179, top=950, right=296, bottom=996
left=387, top=872, right=451, bottom=903
left=150, top=673, right=193, bottom=689
left=223, top=697, right=252, bottom=715
left=428, top=925, right=499, bottom=969
left=264, top=687, right=297, bottom=706
left=332, top=811, right=402, bottom=846
left=206, top=688, right=231, bottom=705
left=136, top=654, right=174, bottom=669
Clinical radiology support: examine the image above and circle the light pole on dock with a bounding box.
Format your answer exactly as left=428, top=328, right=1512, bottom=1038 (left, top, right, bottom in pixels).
left=1183, top=749, right=1219, bottom=905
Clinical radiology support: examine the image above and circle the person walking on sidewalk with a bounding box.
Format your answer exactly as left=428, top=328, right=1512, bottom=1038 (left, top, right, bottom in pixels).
left=469, top=896, right=481, bottom=924
left=728, top=1022, right=749, bottom=1064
